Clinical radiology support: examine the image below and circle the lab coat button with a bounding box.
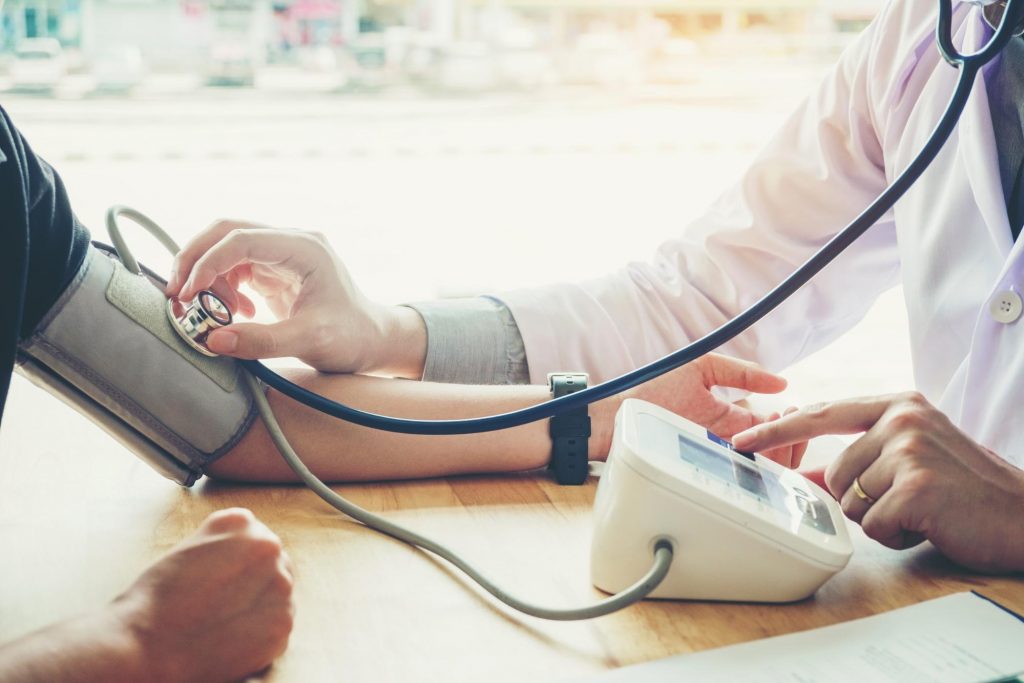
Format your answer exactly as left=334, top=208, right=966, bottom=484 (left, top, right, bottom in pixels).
left=989, top=290, right=1023, bottom=324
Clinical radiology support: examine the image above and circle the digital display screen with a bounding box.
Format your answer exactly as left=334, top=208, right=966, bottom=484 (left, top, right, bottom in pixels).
left=678, top=435, right=768, bottom=500
left=676, top=433, right=836, bottom=536
left=634, top=412, right=837, bottom=535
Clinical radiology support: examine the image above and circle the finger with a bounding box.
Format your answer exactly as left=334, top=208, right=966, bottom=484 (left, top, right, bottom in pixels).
left=208, top=276, right=242, bottom=314
left=206, top=275, right=257, bottom=319
left=279, top=550, right=296, bottom=580
left=760, top=444, right=797, bottom=468
left=180, top=229, right=322, bottom=302
left=168, top=220, right=262, bottom=296
left=235, top=290, right=257, bottom=318
left=837, top=452, right=894, bottom=524
left=220, top=267, right=257, bottom=317
left=206, top=320, right=311, bottom=359
left=200, top=507, right=257, bottom=535
left=225, top=266, right=243, bottom=291
left=179, top=231, right=264, bottom=302
left=776, top=406, right=810, bottom=466
left=226, top=262, right=256, bottom=293
left=859, top=483, right=927, bottom=551
left=701, top=355, right=787, bottom=394
left=790, top=439, right=810, bottom=468
left=731, top=396, right=895, bottom=451
left=740, top=412, right=793, bottom=467
left=700, top=400, right=764, bottom=440
left=823, top=427, right=886, bottom=501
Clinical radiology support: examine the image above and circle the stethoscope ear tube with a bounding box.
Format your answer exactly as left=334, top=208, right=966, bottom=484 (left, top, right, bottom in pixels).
left=944, top=0, right=1024, bottom=65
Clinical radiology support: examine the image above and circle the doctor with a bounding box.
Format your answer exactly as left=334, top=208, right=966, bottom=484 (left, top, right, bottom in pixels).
left=170, top=0, right=1024, bottom=572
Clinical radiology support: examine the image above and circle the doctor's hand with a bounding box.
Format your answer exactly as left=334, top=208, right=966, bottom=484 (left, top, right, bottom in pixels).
left=166, top=220, right=422, bottom=375
left=731, top=392, right=1024, bottom=573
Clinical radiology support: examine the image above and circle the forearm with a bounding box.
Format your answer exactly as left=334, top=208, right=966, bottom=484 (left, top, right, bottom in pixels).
left=0, top=606, right=143, bottom=683
left=208, top=369, right=618, bottom=483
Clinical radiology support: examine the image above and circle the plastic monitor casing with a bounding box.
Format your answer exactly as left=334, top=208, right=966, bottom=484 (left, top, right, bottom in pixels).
left=591, top=399, right=853, bottom=603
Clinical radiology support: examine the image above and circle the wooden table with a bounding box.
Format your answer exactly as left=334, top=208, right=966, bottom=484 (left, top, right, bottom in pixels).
left=1, top=375, right=1021, bottom=682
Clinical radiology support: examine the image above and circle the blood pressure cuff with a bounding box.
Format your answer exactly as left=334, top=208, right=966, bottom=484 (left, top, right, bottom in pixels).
left=14, top=244, right=258, bottom=486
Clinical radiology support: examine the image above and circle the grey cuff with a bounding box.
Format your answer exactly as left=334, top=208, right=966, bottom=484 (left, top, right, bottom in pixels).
left=404, top=296, right=530, bottom=385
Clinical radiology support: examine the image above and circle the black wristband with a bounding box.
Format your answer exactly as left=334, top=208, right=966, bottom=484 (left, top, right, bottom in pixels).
left=547, top=373, right=591, bottom=485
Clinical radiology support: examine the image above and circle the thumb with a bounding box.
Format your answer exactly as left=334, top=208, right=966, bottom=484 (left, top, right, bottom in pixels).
left=206, top=320, right=307, bottom=359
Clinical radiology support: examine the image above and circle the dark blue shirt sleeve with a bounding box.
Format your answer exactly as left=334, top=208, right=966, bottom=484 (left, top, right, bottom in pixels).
left=0, top=105, right=90, bottom=427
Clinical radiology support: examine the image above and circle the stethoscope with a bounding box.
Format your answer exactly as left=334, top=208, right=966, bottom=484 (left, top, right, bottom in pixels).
left=141, top=0, right=1024, bottom=621
left=173, top=0, right=1024, bottom=436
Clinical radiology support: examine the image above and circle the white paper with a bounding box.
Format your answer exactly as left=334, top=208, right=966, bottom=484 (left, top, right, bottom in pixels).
left=580, top=593, right=1024, bottom=683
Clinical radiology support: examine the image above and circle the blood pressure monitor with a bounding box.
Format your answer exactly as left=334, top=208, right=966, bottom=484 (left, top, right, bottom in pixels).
left=591, top=399, right=852, bottom=602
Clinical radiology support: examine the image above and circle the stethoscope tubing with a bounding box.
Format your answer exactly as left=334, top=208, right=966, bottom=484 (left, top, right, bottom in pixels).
left=98, top=0, right=1024, bottom=622
left=241, top=0, right=1020, bottom=436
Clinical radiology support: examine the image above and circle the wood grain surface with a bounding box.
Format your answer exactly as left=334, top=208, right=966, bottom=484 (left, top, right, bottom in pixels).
left=1, top=375, right=1021, bottom=682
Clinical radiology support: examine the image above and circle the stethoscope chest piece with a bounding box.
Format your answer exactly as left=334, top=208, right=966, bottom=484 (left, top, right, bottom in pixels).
left=167, top=291, right=232, bottom=357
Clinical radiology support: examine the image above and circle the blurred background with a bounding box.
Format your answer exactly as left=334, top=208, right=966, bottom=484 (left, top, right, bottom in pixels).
left=0, top=0, right=880, bottom=93
left=0, top=0, right=911, bottom=405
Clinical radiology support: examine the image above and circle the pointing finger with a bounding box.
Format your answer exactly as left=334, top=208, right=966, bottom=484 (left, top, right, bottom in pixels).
left=731, top=396, right=895, bottom=451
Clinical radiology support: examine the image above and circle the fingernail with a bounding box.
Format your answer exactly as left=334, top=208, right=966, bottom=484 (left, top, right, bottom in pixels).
left=732, top=430, right=757, bottom=449
left=207, top=329, right=238, bottom=353
left=165, top=271, right=179, bottom=294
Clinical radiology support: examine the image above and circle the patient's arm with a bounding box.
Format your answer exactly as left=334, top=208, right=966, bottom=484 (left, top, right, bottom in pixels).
left=208, top=370, right=576, bottom=482
left=207, top=354, right=800, bottom=483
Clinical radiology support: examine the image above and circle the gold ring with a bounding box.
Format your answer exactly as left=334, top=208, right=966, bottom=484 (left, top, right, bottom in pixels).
left=852, top=476, right=876, bottom=505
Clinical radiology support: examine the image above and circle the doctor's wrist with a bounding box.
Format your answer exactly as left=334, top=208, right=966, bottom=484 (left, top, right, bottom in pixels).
left=369, top=304, right=427, bottom=379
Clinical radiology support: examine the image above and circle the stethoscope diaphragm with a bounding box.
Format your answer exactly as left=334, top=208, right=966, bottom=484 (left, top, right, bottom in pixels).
left=167, top=290, right=232, bottom=357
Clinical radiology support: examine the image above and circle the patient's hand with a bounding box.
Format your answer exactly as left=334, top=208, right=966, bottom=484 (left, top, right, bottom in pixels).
left=167, top=220, right=422, bottom=375
left=613, top=354, right=807, bottom=468
left=118, top=508, right=295, bottom=682
left=0, top=508, right=293, bottom=683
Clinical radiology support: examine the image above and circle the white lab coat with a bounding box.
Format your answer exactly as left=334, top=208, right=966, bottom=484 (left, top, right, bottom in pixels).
left=498, top=0, right=1024, bottom=466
